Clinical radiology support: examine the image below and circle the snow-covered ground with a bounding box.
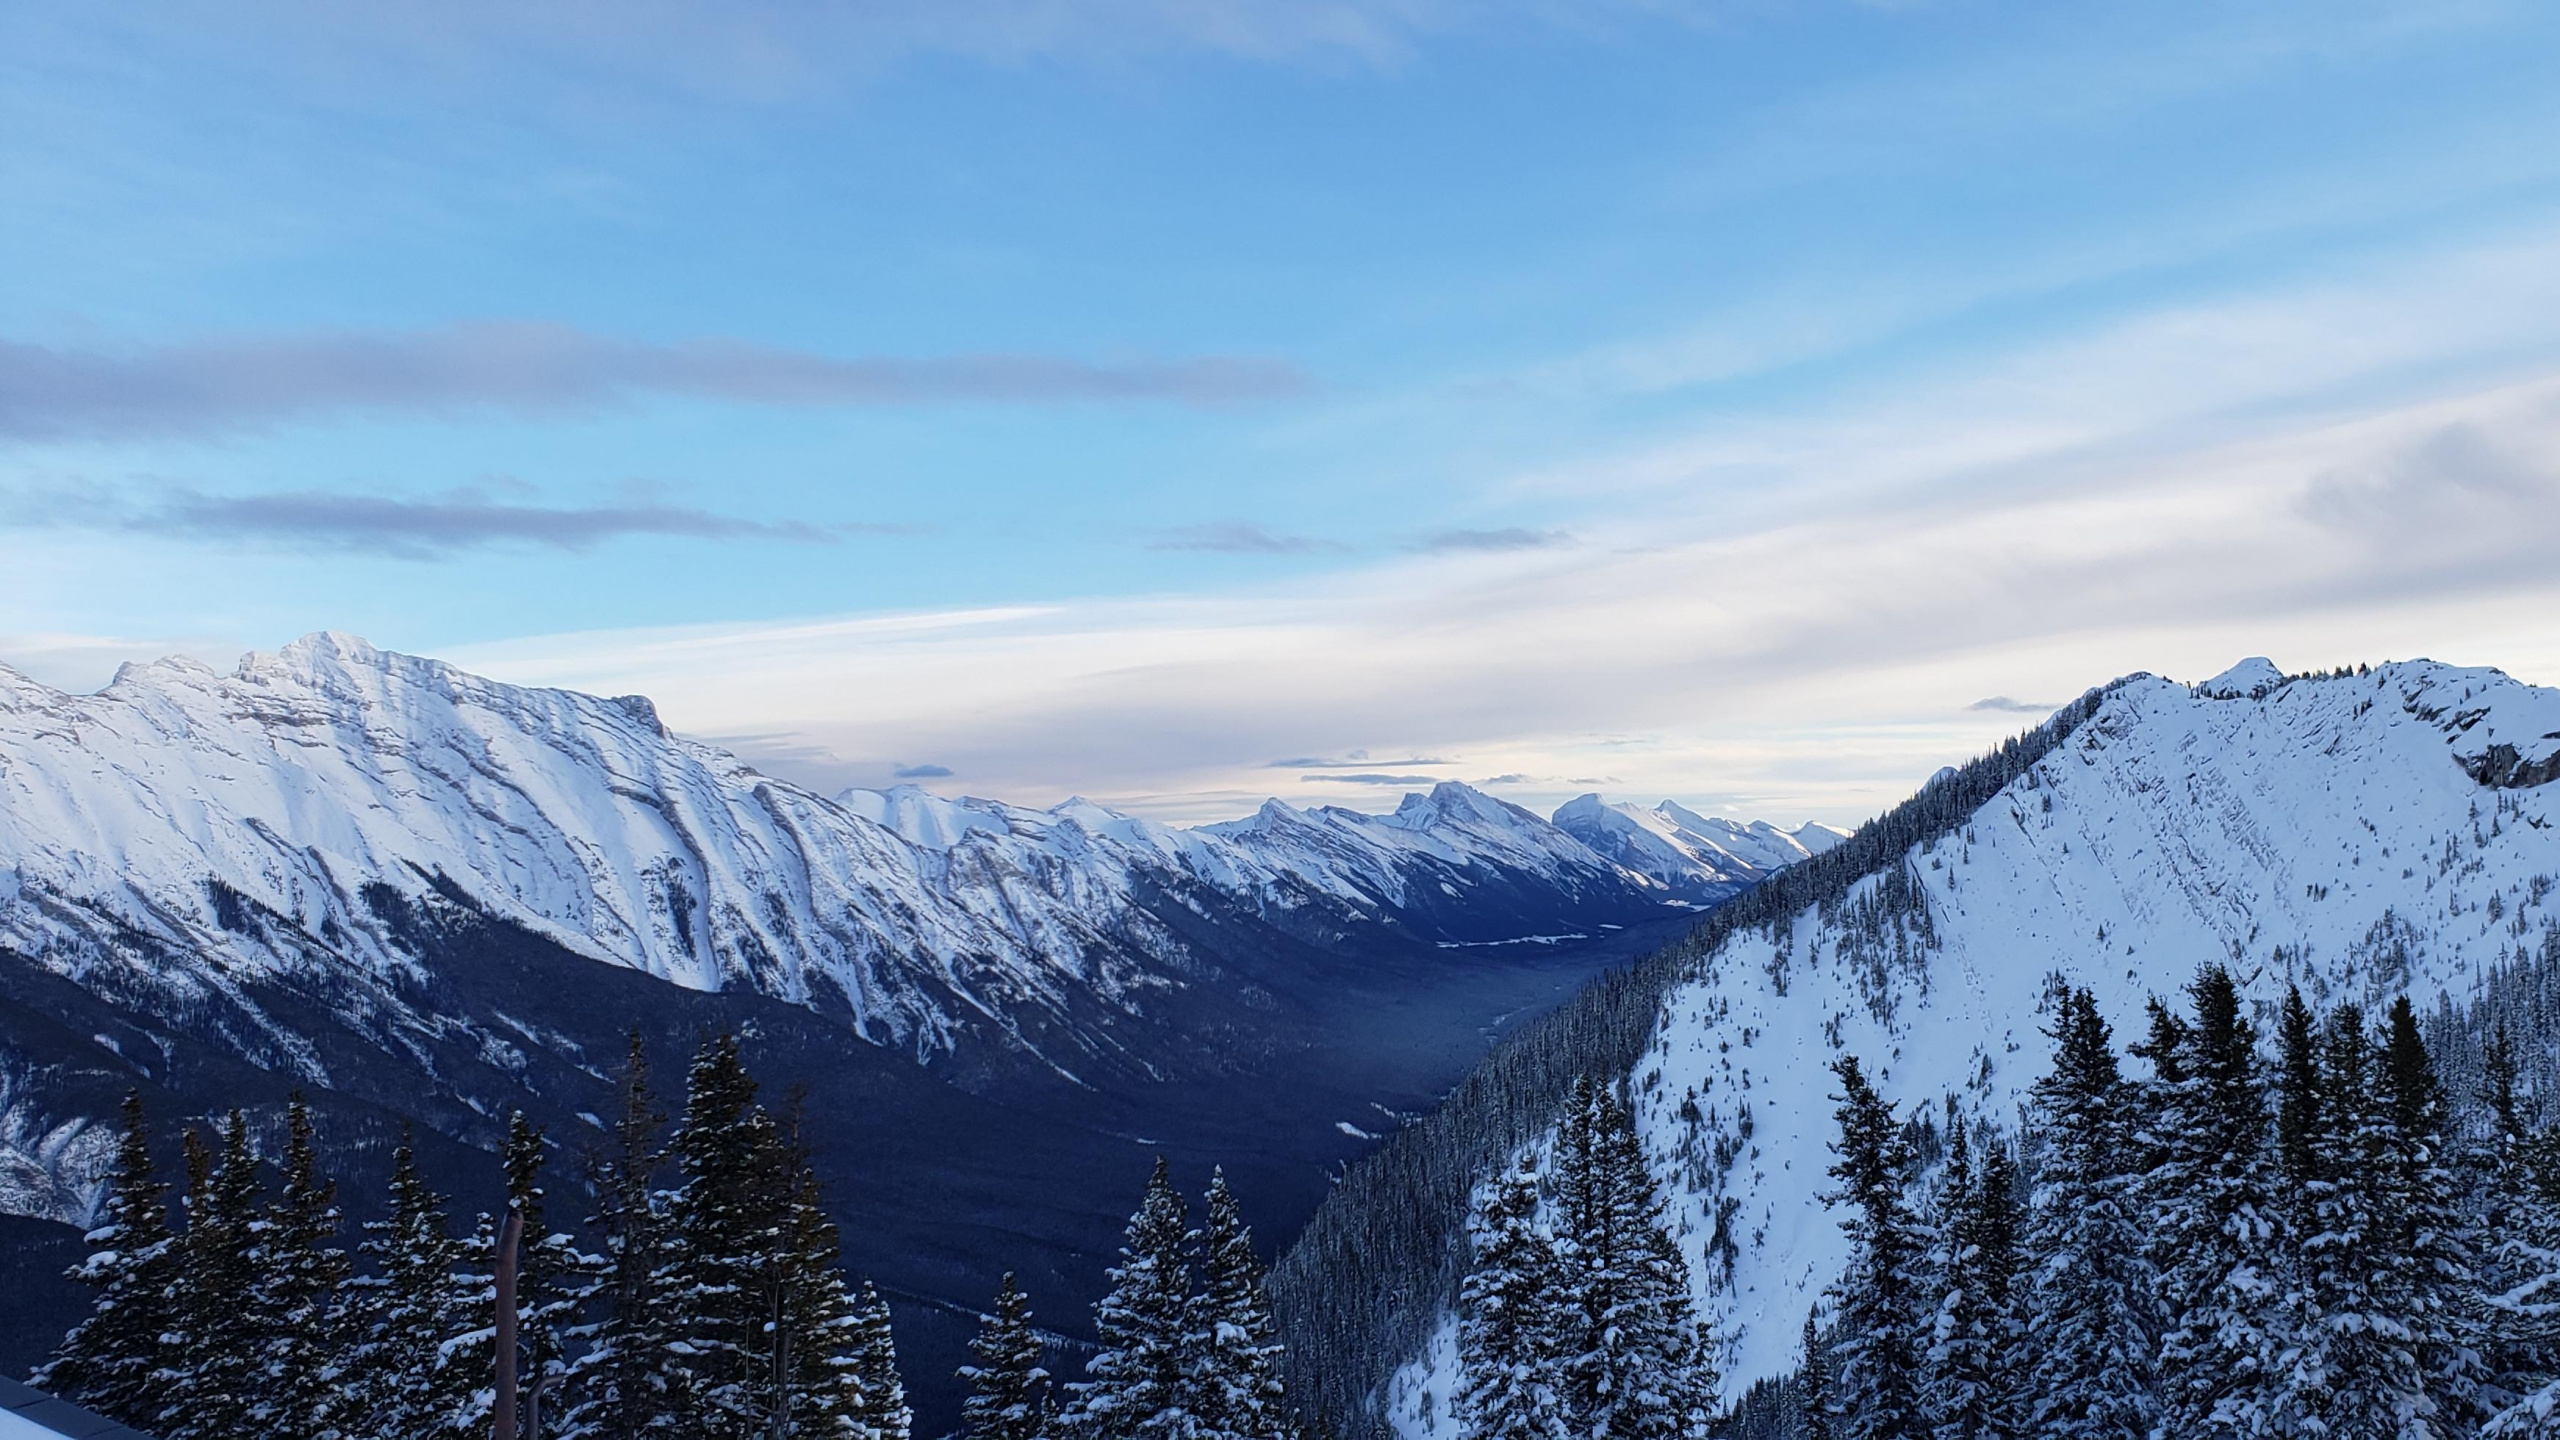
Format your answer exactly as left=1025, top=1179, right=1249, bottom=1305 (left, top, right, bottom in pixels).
left=1388, top=659, right=2560, bottom=1432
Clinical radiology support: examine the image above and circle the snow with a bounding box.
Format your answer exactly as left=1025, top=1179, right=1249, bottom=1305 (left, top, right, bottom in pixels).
left=0, top=1406, right=66, bottom=1440
left=1550, top=796, right=1840, bottom=900
left=2199, top=655, right=2287, bottom=698
left=1388, top=658, right=2560, bottom=1434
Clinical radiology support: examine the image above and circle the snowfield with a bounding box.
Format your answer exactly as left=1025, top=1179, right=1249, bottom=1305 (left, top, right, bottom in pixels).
left=1387, top=659, right=2560, bottom=1433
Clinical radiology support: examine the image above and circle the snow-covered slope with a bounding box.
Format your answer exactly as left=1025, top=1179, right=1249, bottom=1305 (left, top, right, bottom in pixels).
left=0, top=634, right=1846, bottom=1091
left=1550, top=795, right=1846, bottom=901
left=1383, top=659, right=2560, bottom=1432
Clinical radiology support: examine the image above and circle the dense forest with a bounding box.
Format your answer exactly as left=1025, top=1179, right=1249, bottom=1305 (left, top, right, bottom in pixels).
left=33, top=1035, right=1302, bottom=1440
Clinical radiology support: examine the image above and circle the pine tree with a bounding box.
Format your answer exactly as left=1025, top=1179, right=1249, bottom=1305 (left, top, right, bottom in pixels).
left=850, top=1280, right=914, bottom=1440
left=2300, top=1005, right=2436, bottom=1435
left=1190, top=1170, right=1291, bottom=1440
left=165, top=1111, right=263, bottom=1440
left=566, top=1031, right=674, bottom=1440
left=1823, top=1057, right=1924, bottom=1440
left=36, top=1091, right=179, bottom=1429
left=1554, top=1078, right=1715, bottom=1440
left=962, top=1273, right=1051, bottom=1440
left=2022, top=989, right=2156, bottom=1440
left=762, top=1104, right=874, bottom=1440
left=2479, top=1023, right=2560, bottom=1433
left=659, top=1032, right=782, bottom=1439
left=2381, top=995, right=2488, bottom=1429
left=343, top=1129, right=475, bottom=1440
left=1071, top=1157, right=1196, bottom=1440
left=1799, top=1312, right=1836, bottom=1440
left=1455, top=1155, right=1563, bottom=1440
left=2150, top=965, right=2286, bottom=1437
left=1923, top=1118, right=2019, bottom=1440
left=255, top=1093, right=351, bottom=1439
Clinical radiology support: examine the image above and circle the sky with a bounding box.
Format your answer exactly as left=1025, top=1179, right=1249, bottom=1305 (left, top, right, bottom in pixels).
left=5, top=0, right=2560, bottom=825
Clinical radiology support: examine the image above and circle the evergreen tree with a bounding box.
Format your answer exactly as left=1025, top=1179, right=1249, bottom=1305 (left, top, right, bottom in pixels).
left=1554, top=1078, right=1715, bottom=1440
left=255, top=1094, right=350, bottom=1439
left=2149, top=965, right=2286, bottom=1437
left=2276, top=985, right=2323, bottom=1191
left=2482, top=1120, right=2560, bottom=1435
left=1071, top=1157, right=1197, bottom=1440
left=2022, top=989, right=2156, bottom=1440
left=1823, top=1057, right=1924, bottom=1440
left=2300, top=1005, right=2436, bottom=1435
left=165, top=1111, right=264, bottom=1440
left=36, top=1091, right=178, bottom=1429
left=659, top=1032, right=782, bottom=1439
left=566, top=1031, right=674, bottom=1440
left=1189, top=1170, right=1291, bottom=1440
left=961, top=1273, right=1051, bottom=1440
left=343, top=1129, right=475, bottom=1440
left=850, top=1280, right=914, bottom=1440
left=1799, top=1312, right=1836, bottom=1440
left=762, top=1105, right=875, bottom=1440
left=2381, top=995, right=2488, bottom=1429
left=1454, top=1156, right=1564, bottom=1440
left=1923, top=1118, right=2020, bottom=1440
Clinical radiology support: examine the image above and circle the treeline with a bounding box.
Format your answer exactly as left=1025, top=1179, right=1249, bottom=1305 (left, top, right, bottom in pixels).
left=1784, top=965, right=2560, bottom=1439
left=37, top=1035, right=1307, bottom=1440
left=1269, top=686, right=2120, bottom=1432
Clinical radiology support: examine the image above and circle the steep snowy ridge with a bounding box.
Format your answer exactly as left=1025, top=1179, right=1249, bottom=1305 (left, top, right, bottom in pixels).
left=1552, top=795, right=1847, bottom=901
left=0, top=634, right=1843, bottom=1091
left=1375, top=659, right=2560, bottom=1436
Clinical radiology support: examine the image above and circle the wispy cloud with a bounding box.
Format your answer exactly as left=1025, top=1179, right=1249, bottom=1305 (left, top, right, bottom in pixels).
left=5, top=481, right=849, bottom=556
left=892, top=762, right=954, bottom=778
left=0, top=323, right=1311, bottom=442
left=1409, top=527, right=1573, bottom=553
left=1266, top=753, right=1449, bottom=768
left=1967, top=696, right=2058, bottom=714
left=1301, top=772, right=1443, bottom=786
left=1148, top=521, right=1344, bottom=555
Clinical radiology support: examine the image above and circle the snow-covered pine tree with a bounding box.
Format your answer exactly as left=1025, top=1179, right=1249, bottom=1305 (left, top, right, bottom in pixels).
left=499, top=1109, right=590, bottom=1440
left=2382, top=995, right=2489, bottom=1428
left=1189, top=1169, right=1291, bottom=1440
left=961, top=1272, right=1051, bottom=1440
left=2022, top=988, right=2157, bottom=1440
left=164, top=1111, right=263, bottom=1440
left=1799, top=1312, right=1836, bottom=1440
left=342, top=1128, right=475, bottom=1440
left=1923, top=1117, right=2020, bottom=1440
left=564, top=1031, right=675, bottom=1440
left=659, top=1032, right=784, bottom=1439
left=2149, top=965, right=2286, bottom=1437
left=850, top=1280, right=915, bottom=1440
left=254, top=1093, right=351, bottom=1439
left=35, top=1090, right=178, bottom=1429
left=1454, top=1155, right=1564, bottom=1440
left=1823, top=1057, right=1924, bottom=1440
left=2302, top=1004, right=2436, bottom=1435
left=1555, top=1077, right=1716, bottom=1440
left=1071, top=1157, right=1197, bottom=1440
left=2479, top=1023, right=2560, bottom=1433
left=759, top=1105, right=874, bottom=1439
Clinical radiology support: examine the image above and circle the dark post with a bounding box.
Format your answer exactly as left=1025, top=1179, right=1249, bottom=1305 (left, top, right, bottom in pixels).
left=495, top=1208, right=524, bottom=1440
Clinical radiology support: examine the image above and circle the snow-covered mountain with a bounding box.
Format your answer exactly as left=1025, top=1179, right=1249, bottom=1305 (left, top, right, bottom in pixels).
left=1550, top=795, right=1847, bottom=901
left=1328, top=659, right=2560, bottom=1435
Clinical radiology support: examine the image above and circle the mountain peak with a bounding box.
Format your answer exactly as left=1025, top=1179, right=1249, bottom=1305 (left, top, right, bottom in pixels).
left=2197, top=655, right=2285, bottom=698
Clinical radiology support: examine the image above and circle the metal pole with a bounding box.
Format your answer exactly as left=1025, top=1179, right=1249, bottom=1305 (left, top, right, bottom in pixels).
left=495, top=1208, right=524, bottom=1440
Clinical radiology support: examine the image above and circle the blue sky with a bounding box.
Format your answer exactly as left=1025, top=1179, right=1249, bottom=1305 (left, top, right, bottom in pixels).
left=6, top=0, right=2560, bottom=822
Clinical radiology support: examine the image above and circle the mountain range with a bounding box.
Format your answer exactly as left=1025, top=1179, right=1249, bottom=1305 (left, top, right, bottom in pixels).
left=0, top=631, right=1838, bottom=1420
left=1269, top=657, right=2560, bottom=1435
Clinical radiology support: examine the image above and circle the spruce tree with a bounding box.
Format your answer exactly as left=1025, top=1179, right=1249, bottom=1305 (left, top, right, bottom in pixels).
left=2022, top=989, right=2156, bottom=1440
left=2381, top=995, right=2488, bottom=1428
left=1799, top=1312, right=1836, bottom=1440
left=1823, top=1057, right=1924, bottom=1440
left=1923, top=1118, right=2020, bottom=1440
left=1555, top=1078, right=1714, bottom=1440
left=2300, top=1005, right=2435, bottom=1434
left=1189, top=1170, right=1291, bottom=1440
left=850, top=1280, right=914, bottom=1440
left=1071, top=1157, right=1196, bottom=1440
left=762, top=1106, right=874, bottom=1439
left=36, top=1091, right=178, bottom=1429
left=659, top=1032, right=781, bottom=1439
left=166, top=1111, right=263, bottom=1440
left=2483, top=1118, right=2560, bottom=1435
left=1454, top=1155, right=1563, bottom=1440
left=344, top=1128, right=475, bottom=1440
left=961, top=1273, right=1051, bottom=1440
left=255, top=1093, right=350, bottom=1439
left=567, top=1031, right=674, bottom=1439
left=2150, top=965, right=2285, bottom=1436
